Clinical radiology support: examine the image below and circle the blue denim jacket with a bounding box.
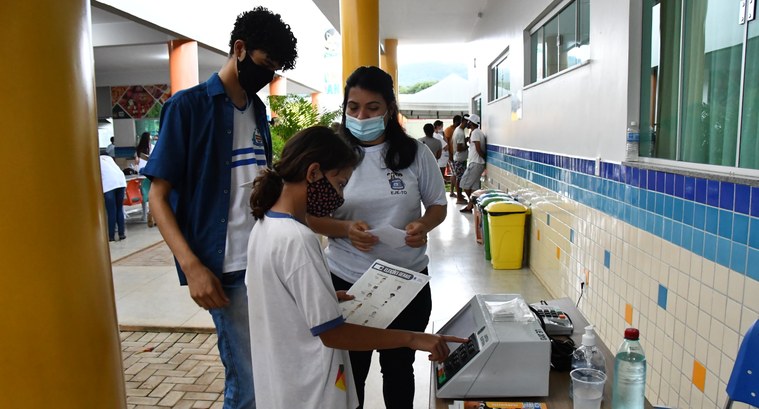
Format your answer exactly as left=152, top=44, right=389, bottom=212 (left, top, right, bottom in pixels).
left=142, top=73, right=272, bottom=285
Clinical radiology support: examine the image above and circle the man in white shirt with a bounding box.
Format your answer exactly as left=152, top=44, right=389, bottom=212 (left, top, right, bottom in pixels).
left=451, top=115, right=470, bottom=204
left=459, top=114, right=486, bottom=213
left=432, top=120, right=448, bottom=178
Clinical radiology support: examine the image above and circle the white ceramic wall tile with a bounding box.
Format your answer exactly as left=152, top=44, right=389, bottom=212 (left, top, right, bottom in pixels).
left=725, top=298, right=743, bottom=331
left=743, top=278, right=759, bottom=314
left=714, top=264, right=729, bottom=295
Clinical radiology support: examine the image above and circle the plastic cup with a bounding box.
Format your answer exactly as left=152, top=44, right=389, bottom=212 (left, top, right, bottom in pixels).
left=570, top=368, right=606, bottom=409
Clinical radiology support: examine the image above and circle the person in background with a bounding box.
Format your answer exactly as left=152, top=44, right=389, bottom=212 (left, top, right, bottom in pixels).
left=443, top=115, right=462, bottom=197
left=458, top=114, right=486, bottom=213
left=100, top=153, right=127, bottom=241
left=419, top=123, right=442, bottom=161
left=106, top=137, right=115, bottom=157
left=451, top=114, right=470, bottom=204
left=246, top=125, right=466, bottom=409
left=432, top=120, right=448, bottom=179
left=308, top=66, right=448, bottom=409
left=135, top=131, right=151, bottom=172
left=142, top=7, right=298, bottom=409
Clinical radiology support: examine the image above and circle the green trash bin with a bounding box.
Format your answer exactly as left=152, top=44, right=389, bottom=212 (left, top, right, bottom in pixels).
left=485, top=201, right=529, bottom=269
left=477, top=195, right=511, bottom=255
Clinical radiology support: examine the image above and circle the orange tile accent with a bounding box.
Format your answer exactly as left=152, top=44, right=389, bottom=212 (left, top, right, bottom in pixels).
left=537, top=229, right=541, bottom=241
left=625, top=304, right=633, bottom=325
left=692, top=360, right=706, bottom=392
left=585, top=269, right=590, bottom=287
left=556, top=247, right=561, bottom=259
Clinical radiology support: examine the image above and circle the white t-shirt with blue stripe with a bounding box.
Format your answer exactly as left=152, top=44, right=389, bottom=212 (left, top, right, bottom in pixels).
left=223, top=102, right=267, bottom=273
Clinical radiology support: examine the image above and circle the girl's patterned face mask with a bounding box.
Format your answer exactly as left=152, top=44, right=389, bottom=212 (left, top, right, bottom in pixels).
left=306, top=177, right=344, bottom=217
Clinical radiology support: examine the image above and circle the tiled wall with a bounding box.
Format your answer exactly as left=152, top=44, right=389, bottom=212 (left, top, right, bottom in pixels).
left=485, top=144, right=759, bottom=409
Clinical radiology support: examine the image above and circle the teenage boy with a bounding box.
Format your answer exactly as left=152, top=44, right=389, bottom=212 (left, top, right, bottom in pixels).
left=143, top=7, right=298, bottom=409
left=443, top=115, right=462, bottom=197
left=459, top=114, right=486, bottom=213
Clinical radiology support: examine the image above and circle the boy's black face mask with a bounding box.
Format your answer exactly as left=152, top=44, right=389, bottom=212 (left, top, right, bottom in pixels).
left=237, top=53, right=275, bottom=97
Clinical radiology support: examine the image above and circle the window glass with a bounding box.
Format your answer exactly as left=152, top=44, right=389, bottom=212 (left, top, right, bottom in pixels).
left=559, top=2, right=577, bottom=70
left=544, top=16, right=559, bottom=77
left=531, top=30, right=543, bottom=83
left=740, top=19, right=759, bottom=169
left=680, top=0, right=742, bottom=167
left=579, top=0, right=590, bottom=46
left=496, top=59, right=510, bottom=99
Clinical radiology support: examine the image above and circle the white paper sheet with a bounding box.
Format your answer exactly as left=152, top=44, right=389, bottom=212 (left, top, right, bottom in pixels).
left=367, top=225, right=408, bottom=248
left=341, top=259, right=430, bottom=328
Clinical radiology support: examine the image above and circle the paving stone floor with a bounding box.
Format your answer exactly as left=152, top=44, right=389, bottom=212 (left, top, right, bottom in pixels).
left=121, top=331, right=224, bottom=409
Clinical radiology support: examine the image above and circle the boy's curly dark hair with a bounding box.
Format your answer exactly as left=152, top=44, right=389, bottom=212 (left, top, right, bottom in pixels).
left=228, top=6, right=298, bottom=71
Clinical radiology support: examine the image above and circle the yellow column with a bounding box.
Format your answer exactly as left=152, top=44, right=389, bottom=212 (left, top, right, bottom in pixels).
left=0, top=1, right=126, bottom=408
left=383, top=39, right=399, bottom=98
left=340, top=0, right=379, bottom=84
left=168, top=39, right=199, bottom=94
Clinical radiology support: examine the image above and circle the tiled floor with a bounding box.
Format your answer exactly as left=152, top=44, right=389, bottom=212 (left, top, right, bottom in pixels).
left=113, top=195, right=552, bottom=408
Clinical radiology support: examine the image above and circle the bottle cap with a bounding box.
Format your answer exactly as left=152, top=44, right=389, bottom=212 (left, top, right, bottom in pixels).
left=624, top=328, right=639, bottom=340
left=582, top=325, right=597, bottom=346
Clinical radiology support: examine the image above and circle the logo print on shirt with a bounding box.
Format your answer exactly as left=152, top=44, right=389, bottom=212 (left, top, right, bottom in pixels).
left=335, top=364, right=347, bottom=391
left=387, top=171, right=405, bottom=191
left=254, top=128, right=263, bottom=145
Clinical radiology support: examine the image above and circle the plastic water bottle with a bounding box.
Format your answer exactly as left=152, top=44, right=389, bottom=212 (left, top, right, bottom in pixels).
left=626, top=121, right=639, bottom=161
left=611, top=328, right=646, bottom=409
left=569, top=325, right=607, bottom=399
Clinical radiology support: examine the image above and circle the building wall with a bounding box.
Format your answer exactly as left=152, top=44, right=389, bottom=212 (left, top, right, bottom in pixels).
left=472, top=1, right=759, bottom=409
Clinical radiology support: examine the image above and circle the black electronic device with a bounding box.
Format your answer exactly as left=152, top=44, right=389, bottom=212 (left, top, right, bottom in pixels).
left=530, top=303, right=574, bottom=336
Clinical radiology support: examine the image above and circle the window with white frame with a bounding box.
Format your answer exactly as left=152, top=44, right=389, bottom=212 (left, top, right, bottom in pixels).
left=529, top=0, right=590, bottom=84
left=639, top=0, right=759, bottom=170
left=489, top=51, right=510, bottom=102
left=472, top=94, right=482, bottom=118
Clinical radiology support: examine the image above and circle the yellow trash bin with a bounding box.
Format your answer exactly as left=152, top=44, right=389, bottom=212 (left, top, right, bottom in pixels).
left=485, top=201, right=528, bottom=269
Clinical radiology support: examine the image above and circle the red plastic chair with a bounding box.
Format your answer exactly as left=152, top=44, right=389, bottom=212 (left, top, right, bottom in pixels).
left=123, top=178, right=143, bottom=206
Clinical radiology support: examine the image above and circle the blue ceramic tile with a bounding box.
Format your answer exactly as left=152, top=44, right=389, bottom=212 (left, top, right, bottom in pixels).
left=673, top=198, right=684, bottom=222
left=675, top=174, right=685, bottom=198
left=707, top=180, right=720, bottom=207
left=693, top=204, right=706, bottom=230
left=752, top=187, right=759, bottom=217
left=665, top=173, right=674, bottom=195
left=655, top=193, right=665, bottom=215
left=663, top=218, right=673, bottom=241
left=646, top=212, right=656, bottom=234
left=695, top=178, right=707, bottom=203
left=631, top=168, right=640, bottom=187
left=656, top=171, right=665, bottom=193
left=682, top=201, right=694, bottom=226
left=718, top=210, right=734, bottom=239
left=720, top=182, right=735, bottom=211
left=750, top=218, right=759, bottom=249
left=704, top=233, right=717, bottom=261
left=731, top=243, right=747, bottom=274
left=681, top=225, right=693, bottom=251
left=748, top=248, right=759, bottom=281
left=639, top=169, right=648, bottom=188
left=733, top=214, right=749, bottom=245
left=684, top=177, right=696, bottom=200
left=639, top=190, right=648, bottom=208
left=705, top=207, right=719, bottom=234
left=647, top=191, right=657, bottom=212
left=664, top=196, right=674, bottom=219
left=570, top=229, right=575, bottom=243
left=717, top=237, right=732, bottom=267
left=654, top=215, right=664, bottom=236
left=658, top=285, right=668, bottom=309
left=692, top=229, right=705, bottom=257
left=604, top=250, right=611, bottom=269
left=672, top=222, right=683, bottom=246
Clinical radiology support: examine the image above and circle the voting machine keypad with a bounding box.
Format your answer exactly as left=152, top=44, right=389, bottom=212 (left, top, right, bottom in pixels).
left=436, top=333, right=480, bottom=387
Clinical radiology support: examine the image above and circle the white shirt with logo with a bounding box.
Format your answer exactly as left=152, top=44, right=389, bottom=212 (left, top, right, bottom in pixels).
left=326, top=140, right=447, bottom=282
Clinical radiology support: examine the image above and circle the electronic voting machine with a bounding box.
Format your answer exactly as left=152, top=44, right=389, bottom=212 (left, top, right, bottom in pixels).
left=434, top=294, right=551, bottom=398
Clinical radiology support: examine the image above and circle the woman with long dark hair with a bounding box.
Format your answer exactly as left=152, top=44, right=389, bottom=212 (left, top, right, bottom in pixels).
left=308, top=66, right=448, bottom=408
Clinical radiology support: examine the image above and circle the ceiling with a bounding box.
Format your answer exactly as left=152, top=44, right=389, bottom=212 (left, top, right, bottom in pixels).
left=91, top=0, right=487, bottom=94
left=311, top=0, right=488, bottom=44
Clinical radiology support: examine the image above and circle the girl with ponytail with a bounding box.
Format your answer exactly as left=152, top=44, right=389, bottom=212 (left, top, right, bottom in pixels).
left=245, top=126, right=466, bottom=408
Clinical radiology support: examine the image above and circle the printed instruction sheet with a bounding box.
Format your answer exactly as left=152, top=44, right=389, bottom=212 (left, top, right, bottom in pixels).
left=341, top=259, right=430, bottom=328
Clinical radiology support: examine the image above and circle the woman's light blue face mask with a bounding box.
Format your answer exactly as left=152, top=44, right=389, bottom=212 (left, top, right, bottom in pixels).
left=345, top=112, right=387, bottom=142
